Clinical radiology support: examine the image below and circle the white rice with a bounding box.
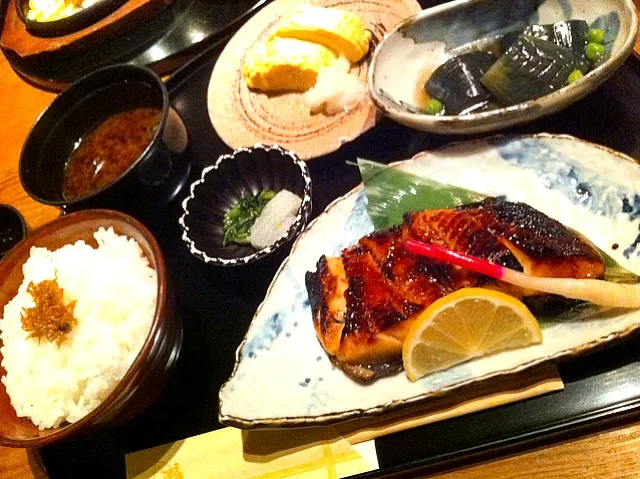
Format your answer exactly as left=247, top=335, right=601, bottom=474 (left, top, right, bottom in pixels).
left=0, top=227, right=157, bottom=430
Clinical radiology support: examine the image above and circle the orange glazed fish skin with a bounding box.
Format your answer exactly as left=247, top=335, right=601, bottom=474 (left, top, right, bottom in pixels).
left=305, top=198, right=606, bottom=382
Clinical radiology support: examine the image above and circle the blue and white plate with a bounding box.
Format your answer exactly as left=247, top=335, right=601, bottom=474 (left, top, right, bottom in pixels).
left=219, top=134, right=640, bottom=428
left=369, top=0, right=638, bottom=134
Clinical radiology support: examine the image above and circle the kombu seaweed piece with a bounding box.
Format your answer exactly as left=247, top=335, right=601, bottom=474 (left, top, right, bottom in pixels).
left=481, top=35, right=577, bottom=106
left=426, top=51, right=497, bottom=115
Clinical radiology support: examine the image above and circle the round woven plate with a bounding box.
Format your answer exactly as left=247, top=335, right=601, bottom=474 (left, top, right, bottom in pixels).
left=207, top=0, right=421, bottom=160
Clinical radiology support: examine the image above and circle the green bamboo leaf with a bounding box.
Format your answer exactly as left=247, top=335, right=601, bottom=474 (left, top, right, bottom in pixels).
left=357, top=158, right=485, bottom=230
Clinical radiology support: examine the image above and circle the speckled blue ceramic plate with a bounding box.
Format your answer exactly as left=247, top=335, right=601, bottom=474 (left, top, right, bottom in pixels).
left=219, top=134, right=640, bottom=428
left=369, top=0, right=638, bottom=134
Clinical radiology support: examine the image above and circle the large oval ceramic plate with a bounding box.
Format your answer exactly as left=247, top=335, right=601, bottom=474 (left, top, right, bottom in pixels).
left=219, top=134, right=640, bottom=428
left=207, top=0, right=421, bottom=160
left=369, top=0, right=638, bottom=135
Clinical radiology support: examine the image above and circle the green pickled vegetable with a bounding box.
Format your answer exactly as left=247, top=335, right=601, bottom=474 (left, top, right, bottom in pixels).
left=425, top=98, right=444, bottom=115
left=567, top=69, right=584, bottom=84
left=222, top=190, right=276, bottom=246
left=586, top=42, right=605, bottom=62
left=587, top=28, right=605, bottom=44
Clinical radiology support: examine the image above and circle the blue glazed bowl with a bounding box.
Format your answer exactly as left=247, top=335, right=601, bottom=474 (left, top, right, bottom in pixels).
left=369, top=0, right=639, bottom=134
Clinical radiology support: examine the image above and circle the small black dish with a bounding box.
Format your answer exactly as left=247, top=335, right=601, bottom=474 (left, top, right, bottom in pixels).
left=20, top=64, right=190, bottom=216
left=179, top=144, right=312, bottom=267
left=16, top=0, right=128, bottom=37
left=0, top=204, right=27, bottom=260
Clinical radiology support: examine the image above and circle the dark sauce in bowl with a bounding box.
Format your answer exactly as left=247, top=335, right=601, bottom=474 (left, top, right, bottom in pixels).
left=62, top=107, right=162, bottom=201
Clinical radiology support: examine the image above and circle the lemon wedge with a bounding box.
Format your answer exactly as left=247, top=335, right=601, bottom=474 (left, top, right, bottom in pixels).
left=402, top=288, right=543, bottom=381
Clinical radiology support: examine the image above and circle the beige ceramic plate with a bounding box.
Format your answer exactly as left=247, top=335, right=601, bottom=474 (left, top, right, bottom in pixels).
left=207, top=0, right=421, bottom=160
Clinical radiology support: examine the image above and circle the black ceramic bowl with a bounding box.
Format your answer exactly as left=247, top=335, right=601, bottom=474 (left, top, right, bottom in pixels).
left=0, top=205, right=27, bottom=260
left=20, top=64, right=190, bottom=215
left=16, top=0, right=128, bottom=37
left=179, top=144, right=312, bottom=266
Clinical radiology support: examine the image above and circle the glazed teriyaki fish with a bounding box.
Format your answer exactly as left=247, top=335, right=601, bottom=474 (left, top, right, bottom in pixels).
left=305, top=198, right=605, bottom=382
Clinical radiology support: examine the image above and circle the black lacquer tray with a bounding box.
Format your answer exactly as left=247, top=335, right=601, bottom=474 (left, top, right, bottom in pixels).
left=37, top=12, right=640, bottom=479
left=1, top=0, right=268, bottom=90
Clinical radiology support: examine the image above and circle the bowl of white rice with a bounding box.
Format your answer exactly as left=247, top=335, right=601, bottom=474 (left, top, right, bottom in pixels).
left=0, top=209, right=182, bottom=447
left=179, top=144, right=312, bottom=267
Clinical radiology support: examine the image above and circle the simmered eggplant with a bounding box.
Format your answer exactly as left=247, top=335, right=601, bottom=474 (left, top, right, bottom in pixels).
left=481, top=35, right=578, bottom=106
left=503, top=21, right=588, bottom=50
left=501, top=24, right=554, bottom=51
left=425, top=51, right=496, bottom=115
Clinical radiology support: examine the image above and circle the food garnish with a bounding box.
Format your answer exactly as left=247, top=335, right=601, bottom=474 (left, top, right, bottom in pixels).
left=405, top=240, right=640, bottom=308
left=63, top=107, right=162, bottom=201
left=420, top=20, right=613, bottom=115
left=242, top=4, right=371, bottom=115
left=223, top=190, right=276, bottom=246
left=20, top=278, right=77, bottom=346
left=567, top=69, right=584, bottom=84
left=402, top=288, right=543, bottom=381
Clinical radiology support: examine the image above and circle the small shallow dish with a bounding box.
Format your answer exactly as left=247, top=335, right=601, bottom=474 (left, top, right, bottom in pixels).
left=369, top=0, right=639, bottom=134
left=15, top=0, right=128, bottom=37
left=179, top=144, right=312, bottom=267
left=0, top=205, right=27, bottom=260
left=0, top=209, right=182, bottom=447
left=20, top=64, right=190, bottom=215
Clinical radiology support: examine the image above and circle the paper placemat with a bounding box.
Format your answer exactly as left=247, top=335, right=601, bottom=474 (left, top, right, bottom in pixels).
left=127, top=365, right=562, bottom=478
left=126, top=426, right=375, bottom=479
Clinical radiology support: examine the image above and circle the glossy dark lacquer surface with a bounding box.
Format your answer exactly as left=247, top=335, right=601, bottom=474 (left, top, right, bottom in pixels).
left=180, top=144, right=312, bottom=266
left=19, top=64, right=190, bottom=216
left=15, top=0, right=128, bottom=37
left=37, top=16, right=640, bottom=479
left=0, top=204, right=27, bottom=259
left=3, top=0, right=269, bottom=89
left=0, top=210, right=182, bottom=448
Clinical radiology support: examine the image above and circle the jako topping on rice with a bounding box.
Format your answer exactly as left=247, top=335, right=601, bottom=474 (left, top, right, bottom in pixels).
left=0, top=227, right=157, bottom=430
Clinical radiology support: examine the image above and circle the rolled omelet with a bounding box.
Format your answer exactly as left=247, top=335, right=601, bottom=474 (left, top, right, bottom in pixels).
left=273, top=5, right=372, bottom=63
left=243, top=37, right=338, bottom=92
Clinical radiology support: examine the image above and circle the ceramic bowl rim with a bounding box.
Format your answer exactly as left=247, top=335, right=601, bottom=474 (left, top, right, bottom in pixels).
left=18, top=63, right=170, bottom=208
left=0, top=209, right=168, bottom=448
left=179, top=143, right=313, bottom=267
left=368, top=0, right=640, bottom=133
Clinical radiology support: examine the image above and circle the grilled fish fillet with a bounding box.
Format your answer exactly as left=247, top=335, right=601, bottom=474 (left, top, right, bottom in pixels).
left=305, top=198, right=605, bottom=382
